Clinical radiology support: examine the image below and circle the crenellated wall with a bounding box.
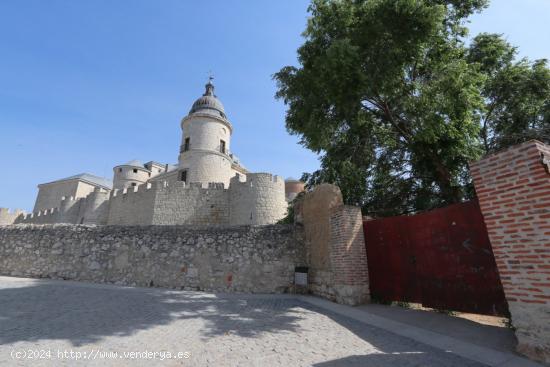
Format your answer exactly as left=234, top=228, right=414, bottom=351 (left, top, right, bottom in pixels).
left=16, top=188, right=111, bottom=226
left=78, top=188, right=110, bottom=225
left=108, top=174, right=286, bottom=226
left=12, top=173, right=288, bottom=226
left=17, top=207, right=62, bottom=224
left=107, top=183, right=157, bottom=225
left=229, top=173, right=287, bottom=225
left=152, top=182, right=230, bottom=225
left=0, top=208, right=26, bottom=225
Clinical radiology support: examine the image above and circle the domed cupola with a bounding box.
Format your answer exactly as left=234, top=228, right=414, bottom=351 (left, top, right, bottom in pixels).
left=189, top=78, right=227, bottom=119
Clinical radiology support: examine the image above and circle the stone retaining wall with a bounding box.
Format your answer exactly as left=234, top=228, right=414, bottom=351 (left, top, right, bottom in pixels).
left=297, top=184, right=370, bottom=305
left=0, top=224, right=305, bottom=294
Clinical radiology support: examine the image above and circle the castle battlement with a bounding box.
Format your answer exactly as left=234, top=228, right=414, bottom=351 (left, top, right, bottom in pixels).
left=137, top=180, right=228, bottom=192
left=231, top=172, right=283, bottom=185
left=138, top=182, right=152, bottom=192
left=3, top=81, right=290, bottom=227
left=249, top=172, right=284, bottom=183
left=0, top=208, right=25, bottom=215
left=208, top=182, right=225, bottom=190
left=228, top=172, right=286, bottom=225
left=35, top=207, right=59, bottom=217
left=15, top=205, right=61, bottom=225
left=0, top=208, right=26, bottom=225
left=10, top=171, right=288, bottom=227
left=111, top=181, right=168, bottom=198
left=60, top=196, right=76, bottom=203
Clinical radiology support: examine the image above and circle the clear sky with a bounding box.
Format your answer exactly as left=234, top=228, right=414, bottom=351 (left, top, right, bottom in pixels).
left=0, top=0, right=549, bottom=211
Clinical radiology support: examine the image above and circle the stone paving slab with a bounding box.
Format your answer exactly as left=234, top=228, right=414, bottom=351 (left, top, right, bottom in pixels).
left=0, top=276, right=539, bottom=366
left=298, top=296, right=542, bottom=367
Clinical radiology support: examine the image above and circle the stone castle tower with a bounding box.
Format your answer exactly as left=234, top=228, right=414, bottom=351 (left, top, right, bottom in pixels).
left=3, top=79, right=304, bottom=226
left=178, top=77, right=236, bottom=187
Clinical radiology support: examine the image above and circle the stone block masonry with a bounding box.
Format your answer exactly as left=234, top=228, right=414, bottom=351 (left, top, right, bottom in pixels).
left=470, top=140, right=550, bottom=365
left=15, top=173, right=287, bottom=226
left=298, top=184, right=343, bottom=302
left=297, top=184, right=370, bottom=306
left=0, top=224, right=306, bottom=294
left=0, top=208, right=25, bottom=225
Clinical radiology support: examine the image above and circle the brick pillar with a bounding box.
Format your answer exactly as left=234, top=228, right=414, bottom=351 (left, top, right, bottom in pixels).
left=470, top=140, right=550, bottom=364
left=329, top=205, right=370, bottom=305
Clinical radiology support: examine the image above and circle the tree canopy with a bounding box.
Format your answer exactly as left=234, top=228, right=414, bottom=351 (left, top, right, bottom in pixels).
left=274, top=0, right=550, bottom=216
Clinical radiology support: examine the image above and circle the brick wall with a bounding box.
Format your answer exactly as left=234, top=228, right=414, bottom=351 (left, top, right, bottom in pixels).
left=298, top=184, right=369, bottom=306
left=299, top=184, right=343, bottom=301
left=329, top=205, right=370, bottom=305
left=470, top=140, right=550, bottom=364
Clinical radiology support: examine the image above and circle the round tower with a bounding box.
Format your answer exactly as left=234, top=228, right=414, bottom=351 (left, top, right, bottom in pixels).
left=113, top=160, right=150, bottom=190
left=178, top=78, right=234, bottom=187
left=284, top=178, right=305, bottom=202
left=229, top=173, right=287, bottom=225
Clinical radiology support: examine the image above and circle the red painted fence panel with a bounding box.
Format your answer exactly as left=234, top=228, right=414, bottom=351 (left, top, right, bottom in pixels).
left=363, top=200, right=509, bottom=316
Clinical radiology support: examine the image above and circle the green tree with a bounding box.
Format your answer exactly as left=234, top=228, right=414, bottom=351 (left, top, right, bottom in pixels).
left=468, top=33, right=550, bottom=152
left=274, top=0, right=550, bottom=216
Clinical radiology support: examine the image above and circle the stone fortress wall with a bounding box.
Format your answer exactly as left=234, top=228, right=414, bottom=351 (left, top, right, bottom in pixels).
left=0, top=208, right=26, bottom=226
left=107, top=183, right=157, bottom=225
left=151, top=182, right=230, bottom=225
left=1, top=80, right=293, bottom=228
left=229, top=173, right=287, bottom=225
left=10, top=187, right=112, bottom=225
left=4, top=172, right=288, bottom=226
left=0, top=224, right=306, bottom=294
left=33, top=180, right=99, bottom=213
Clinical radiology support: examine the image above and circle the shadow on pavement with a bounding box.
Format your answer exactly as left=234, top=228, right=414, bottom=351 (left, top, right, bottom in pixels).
left=0, top=278, right=491, bottom=366
left=0, top=281, right=303, bottom=346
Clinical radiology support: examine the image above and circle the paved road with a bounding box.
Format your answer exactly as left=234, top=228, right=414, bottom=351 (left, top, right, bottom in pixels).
left=0, top=276, right=492, bottom=366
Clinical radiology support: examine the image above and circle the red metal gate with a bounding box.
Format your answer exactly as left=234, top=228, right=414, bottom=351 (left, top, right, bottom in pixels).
left=363, top=200, right=509, bottom=316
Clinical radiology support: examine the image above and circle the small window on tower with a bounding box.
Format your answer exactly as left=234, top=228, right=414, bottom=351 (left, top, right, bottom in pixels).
left=119, top=168, right=122, bottom=172
left=220, top=140, right=226, bottom=154
left=180, top=170, right=187, bottom=183
left=133, top=169, right=138, bottom=173
left=184, top=137, right=190, bottom=152
left=131, top=183, right=136, bottom=187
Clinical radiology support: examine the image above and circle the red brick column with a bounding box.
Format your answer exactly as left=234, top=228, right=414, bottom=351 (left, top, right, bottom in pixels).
left=470, top=140, right=550, bottom=364
left=329, top=205, right=370, bottom=305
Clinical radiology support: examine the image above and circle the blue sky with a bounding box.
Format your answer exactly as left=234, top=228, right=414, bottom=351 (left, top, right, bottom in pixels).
left=0, top=0, right=549, bottom=211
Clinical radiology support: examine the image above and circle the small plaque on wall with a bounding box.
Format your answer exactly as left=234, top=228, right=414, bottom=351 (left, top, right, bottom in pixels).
left=294, top=266, right=308, bottom=286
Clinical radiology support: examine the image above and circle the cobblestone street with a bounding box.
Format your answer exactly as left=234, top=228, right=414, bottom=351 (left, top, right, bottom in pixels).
left=0, top=277, right=525, bottom=366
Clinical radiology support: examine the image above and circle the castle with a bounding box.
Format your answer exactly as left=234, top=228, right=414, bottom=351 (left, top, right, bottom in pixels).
left=1, top=79, right=304, bottom=226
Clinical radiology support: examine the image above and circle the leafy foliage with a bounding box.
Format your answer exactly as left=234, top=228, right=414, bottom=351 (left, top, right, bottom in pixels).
left=275, top=0, right=549, bottom=216
left=468, top=33, right=550, bottom=151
